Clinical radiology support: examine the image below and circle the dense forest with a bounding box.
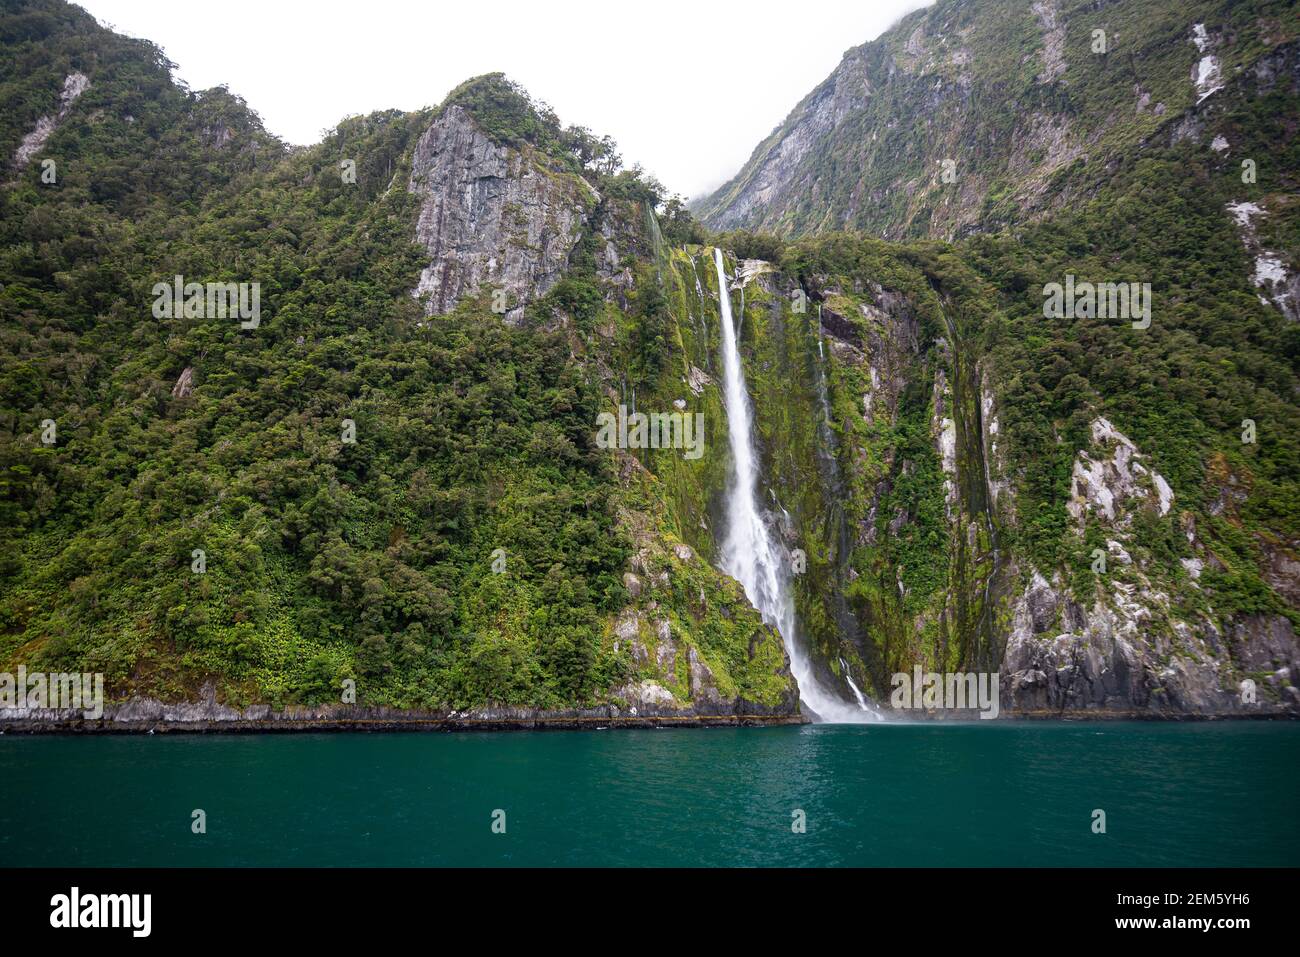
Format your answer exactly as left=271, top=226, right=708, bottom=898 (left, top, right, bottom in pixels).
left=2, top=0, right=1296, bottom=717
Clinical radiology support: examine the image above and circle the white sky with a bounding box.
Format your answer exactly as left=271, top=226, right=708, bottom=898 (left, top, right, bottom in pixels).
left=76, top=0, right=932, bottom=200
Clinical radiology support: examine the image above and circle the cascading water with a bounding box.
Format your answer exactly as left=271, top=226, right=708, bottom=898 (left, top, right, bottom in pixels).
left=711, top=248, right=875, bottom=723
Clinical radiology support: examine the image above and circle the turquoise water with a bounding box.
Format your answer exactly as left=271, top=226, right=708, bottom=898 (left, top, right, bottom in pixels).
left=0, top=722, right=1296, bottom=866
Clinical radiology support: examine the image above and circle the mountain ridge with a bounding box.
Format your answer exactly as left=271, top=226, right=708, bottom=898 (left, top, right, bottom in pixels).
left=695, top=0, right=1299, bottom=243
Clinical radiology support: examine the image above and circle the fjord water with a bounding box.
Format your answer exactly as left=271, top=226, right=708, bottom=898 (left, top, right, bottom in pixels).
left=711, top=248, right=869, bottom=722
left=2, top=723, right=1296, bottom=867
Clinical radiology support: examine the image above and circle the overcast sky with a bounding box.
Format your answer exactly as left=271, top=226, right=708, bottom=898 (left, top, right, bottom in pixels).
left=76, top=0, right=932, bottom=200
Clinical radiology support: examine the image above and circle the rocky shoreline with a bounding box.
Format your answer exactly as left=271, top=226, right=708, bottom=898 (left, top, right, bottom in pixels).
left=0, top=713, right=810, bottom=733
left=2, top=702, right=1295, bottom=734
left=0, top=691, right=809, bottom=734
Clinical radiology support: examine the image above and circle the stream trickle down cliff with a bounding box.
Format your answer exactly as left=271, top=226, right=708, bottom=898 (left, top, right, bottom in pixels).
left=712, top=248, right=875, bottom=722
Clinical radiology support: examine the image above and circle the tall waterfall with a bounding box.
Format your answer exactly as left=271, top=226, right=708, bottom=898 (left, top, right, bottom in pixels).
left=712, top=248, right=874, bottom=723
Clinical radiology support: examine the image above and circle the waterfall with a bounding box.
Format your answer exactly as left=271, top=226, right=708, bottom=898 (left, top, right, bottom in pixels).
left=842, top=659, right=872, bottom=711
left=712, top=248, right=874, bottom=723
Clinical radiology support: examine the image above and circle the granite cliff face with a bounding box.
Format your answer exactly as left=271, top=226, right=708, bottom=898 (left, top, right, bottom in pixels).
left=408, top=105, right=597, bottom=321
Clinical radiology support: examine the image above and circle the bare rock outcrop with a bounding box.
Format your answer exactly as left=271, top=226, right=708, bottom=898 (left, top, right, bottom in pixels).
left=408, top=105, right=596, bottom=320
left=13, top=72, right=89, bottom=169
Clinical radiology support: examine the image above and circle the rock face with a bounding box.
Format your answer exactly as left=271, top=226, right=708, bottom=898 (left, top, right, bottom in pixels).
left=1002, top=573, right=1299, bottom=714
left=12, top=71, right=88, bottom=169
left=1000, top=418, right=1298, bottom=714
left=408, top=105, right=596, bottom=320
left=1225, top=200, right=1300, bottom=323
left=697, top=52, right=871, bottom=234
left=695, top=0, right=1291, bottom=241
left=171, top=366, right=194, bottom=399
left=1067, top=418, right=1174, bottom=525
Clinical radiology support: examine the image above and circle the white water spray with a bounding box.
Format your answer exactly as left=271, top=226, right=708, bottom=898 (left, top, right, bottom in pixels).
left=712, top=248, right=874, bottom=723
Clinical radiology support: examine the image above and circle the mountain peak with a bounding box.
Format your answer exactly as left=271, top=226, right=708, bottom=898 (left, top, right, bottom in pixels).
left=438, top=72, right=562, bottom=151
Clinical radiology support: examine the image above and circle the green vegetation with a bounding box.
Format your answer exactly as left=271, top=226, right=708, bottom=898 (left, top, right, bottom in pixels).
left=1, top=0, right=1295, bottom=718
left=0, top=1, right=798, bottom=713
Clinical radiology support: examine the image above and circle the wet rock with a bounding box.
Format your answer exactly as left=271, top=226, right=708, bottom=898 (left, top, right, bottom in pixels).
left=687, top=647, right=722, bottom=705
left=1229, top=615, right=1299, bottom=674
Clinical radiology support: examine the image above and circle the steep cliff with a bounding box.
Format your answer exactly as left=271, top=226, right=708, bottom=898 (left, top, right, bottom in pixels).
left=675, top=240, right=1299, bottom=716
left=408, top=104, right=597, bottom=321
left=676, top=0, right=1300, bottom=716
left=696, top=0, right=1299, bottom=243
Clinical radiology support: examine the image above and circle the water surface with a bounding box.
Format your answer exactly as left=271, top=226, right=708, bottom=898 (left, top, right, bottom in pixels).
left=1, top=722, right=1295, bottom=866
